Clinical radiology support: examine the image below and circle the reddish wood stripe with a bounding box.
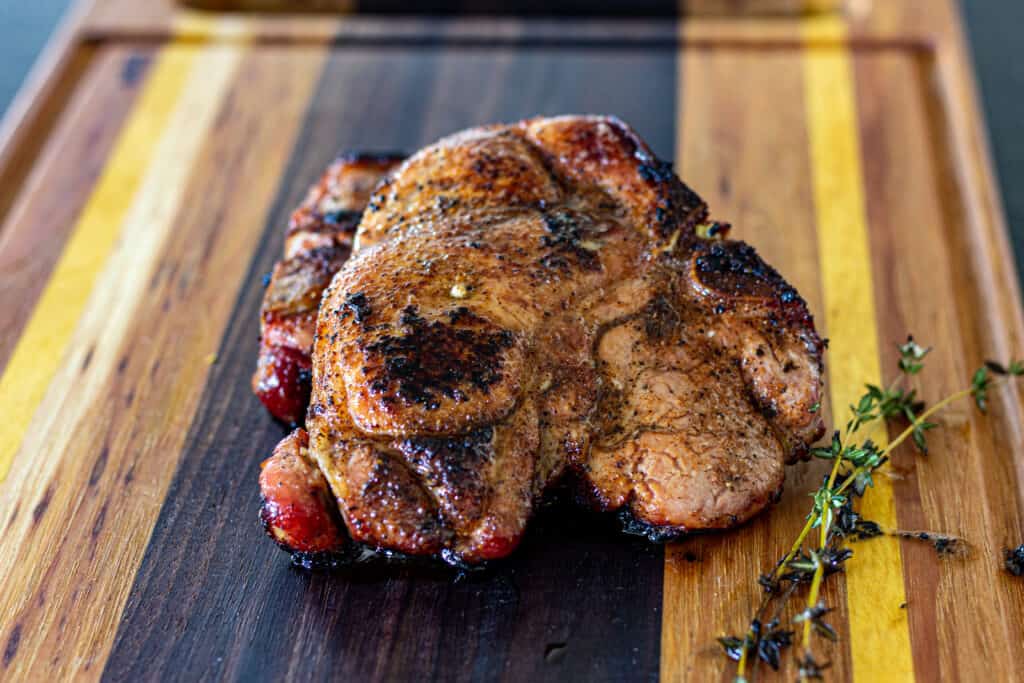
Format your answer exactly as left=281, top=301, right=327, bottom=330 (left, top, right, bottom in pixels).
left=856, top=51, right=1024, bottom=681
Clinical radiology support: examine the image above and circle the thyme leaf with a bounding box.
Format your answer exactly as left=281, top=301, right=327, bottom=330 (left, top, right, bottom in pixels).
left=1005, top=544, right=1024, bottom=577
left=719, top=336, right=1023, bottom=681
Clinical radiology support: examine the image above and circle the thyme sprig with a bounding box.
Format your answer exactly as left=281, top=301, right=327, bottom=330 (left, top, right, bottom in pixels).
left=721, top=336, right=1023, bottom=682
left=1006, top=544, right=1024, bottom=576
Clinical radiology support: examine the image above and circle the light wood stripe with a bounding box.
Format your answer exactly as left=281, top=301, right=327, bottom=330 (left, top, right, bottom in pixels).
left=854, top=51, right=1024, bottom=680
left=0, top=46, right=197, bottom=485
left=662, top=44, right=858, bottom=681
left=3, top=46, right=326, bottom=680
left=0, top=46, right=152, bottom=374
left=0, top=33, right=246, bottom=680
left=803, top=16, right=915, bottom=682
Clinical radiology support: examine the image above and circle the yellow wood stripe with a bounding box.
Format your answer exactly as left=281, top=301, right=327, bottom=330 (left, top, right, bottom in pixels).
left=0, top=48, right=193, bottom=484
left=171, top=5, right=353, bottom=40
left=0, top=28, right=246, bottom=683
left=0, top=34, right=243, bottom=502
left=174, top=10, right=251, bottom=41
left=803, top=16, right=915, bottom=681
left=0, top=43, right=330, bottom=682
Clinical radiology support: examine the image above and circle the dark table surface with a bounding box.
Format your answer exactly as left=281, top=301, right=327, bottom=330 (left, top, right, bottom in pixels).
left=1, top=1, right=1021, bottom=288
left=960, top=1, right=1024, bottom=288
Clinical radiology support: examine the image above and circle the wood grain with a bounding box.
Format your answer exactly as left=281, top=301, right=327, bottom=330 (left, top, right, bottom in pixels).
left=661, top=45, right=855, bottom=683
left=804, top=17, right=914, bottom=681
left=83, top=0, right=345, bottom=42
left=102, top=39, right=680, bottom=683
left=855, top=50, right=1024, bottom=682
left=0, top=39, right=327, bottom=680
left=0, top=43, right=207, bottom=484
left=0, top=0, right=94, bottom=231
left=0, top=46, right=152, bottom=371
left=0, top=40, right=246, bottom=679
left=0, top=1, right=1021, bottom=681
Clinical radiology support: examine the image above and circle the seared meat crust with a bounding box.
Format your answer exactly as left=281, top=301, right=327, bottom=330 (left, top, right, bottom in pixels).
left=253, top=154, right=404, bottom=424
left=257, top=116, right=825, bottom=564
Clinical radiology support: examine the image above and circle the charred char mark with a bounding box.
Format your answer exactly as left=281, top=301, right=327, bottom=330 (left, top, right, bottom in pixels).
left=286, top=211, right=358, bottom=242
left=469, top=153, right=528, bottom=183
left=642, top=295, right=682, bottom=341
left=400, top=304, right=426, bottom=327
left=694, top=241, right=812, bottom=317
left=628, top=138, right=707, bottom=238
left=617, top=508, right=687, bottom=543
left=671, top=182, right=707, bottom=224
left=320, top=208, right=362, bottom=230
left=364, top=306, right=514, bottom=410
left=435, top=195, right=460, bottom=212
left=637, top=158, right=675, bottom=184
left=302, top=244, right=348, bottom=272
left=289, top=542, right=489, bottom=575
left=399, top=428, right=494, bottom=503
left=344, top=291, right=373, bottom=325
left=289, top=549, right=352, bottom=571
left=695, top=242, right=790, bottom=298
left=538, top=208, right=600, bottom=272
left=446, top=306, right=472, bottom=324
left=693, top=241, right=825, bottom=360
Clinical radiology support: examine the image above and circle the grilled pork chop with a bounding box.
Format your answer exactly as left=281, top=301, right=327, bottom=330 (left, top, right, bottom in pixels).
left=257, top=116, right=825, bottom=565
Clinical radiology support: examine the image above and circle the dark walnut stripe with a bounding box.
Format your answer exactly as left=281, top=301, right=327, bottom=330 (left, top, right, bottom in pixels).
left=104, top=40, right=677, bottom=682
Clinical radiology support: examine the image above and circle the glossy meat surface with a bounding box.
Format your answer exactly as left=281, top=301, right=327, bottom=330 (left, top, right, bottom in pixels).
left=257, top=116, right=825, bottom=564
left=252, top=154, right=403, bottom=424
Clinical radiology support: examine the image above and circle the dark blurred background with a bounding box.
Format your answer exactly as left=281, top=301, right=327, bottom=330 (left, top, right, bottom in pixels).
left=1, top=1, right=1021, bottom=275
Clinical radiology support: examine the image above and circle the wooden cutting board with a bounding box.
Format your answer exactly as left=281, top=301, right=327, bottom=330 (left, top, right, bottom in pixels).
left=1, top=1, right=1022, bottom=681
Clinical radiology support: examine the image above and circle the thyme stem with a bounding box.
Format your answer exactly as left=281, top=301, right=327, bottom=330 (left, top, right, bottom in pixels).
left=884, top=387, right=974, bottom=454
left=799, top=455, right=844, bottom=674
left=834, top=385, right=986, bottom=498
left=719, top=340, right=1022, bottom=682
left=772, top=517, right=816, bottom=582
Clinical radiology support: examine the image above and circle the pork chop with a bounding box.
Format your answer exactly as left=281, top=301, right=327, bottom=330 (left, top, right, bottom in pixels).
left=257, top=116, right=825, bottom=565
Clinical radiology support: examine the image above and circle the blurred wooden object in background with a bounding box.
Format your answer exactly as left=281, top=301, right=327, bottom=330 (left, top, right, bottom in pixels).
left=177, top=0, right=849, bottom=16
left=686, top=0, right=843, bottom=12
